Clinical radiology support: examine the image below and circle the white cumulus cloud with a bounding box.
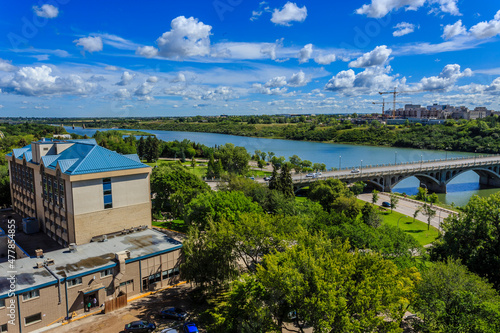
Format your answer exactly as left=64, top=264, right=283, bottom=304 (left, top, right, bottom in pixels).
left=135, top=46, right=158, bottom=58
left=74, top=36, right=103, bottom=53
left=314, top=53, right=337, bottom=65
left=298, top=44, right=313, bottom=64
left=393, top=22, right=416, bottom=37
left=271, top=2, right=307, bottom=26
left=442, top=20, right=467, bottom=39
left=149, top=16, right=212, bottom=59
left=288, top=71, right=310, bottom=87
left=116, top=71, right=134, bottom=86
left=325, top=66, right=400, bottom=95
left=470, top=10, right=500, bottom=39
left=419, top=64, right=472, bottom=91
left=33, top=4, right=59, bottom=19
left=349, top=45, right=392, bottom=68
left=0, top=65, right=97, bottom=96
left=356, top=0, right=459, bottom=18
left=0, top=58, right=16, bottom=72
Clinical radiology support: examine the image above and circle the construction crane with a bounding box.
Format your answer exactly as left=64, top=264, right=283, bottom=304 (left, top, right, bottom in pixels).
left=379, top=88, right=441, bottom=119
left=372, top=98, right=406, bottom=117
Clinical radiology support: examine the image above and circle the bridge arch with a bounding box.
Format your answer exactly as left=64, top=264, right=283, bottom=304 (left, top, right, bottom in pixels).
left=391, top=173, right=441, bottom=189
left=444, top=167, right=500, bottom=187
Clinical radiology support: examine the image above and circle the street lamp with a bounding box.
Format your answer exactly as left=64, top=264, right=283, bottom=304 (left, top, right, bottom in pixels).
left=361, top=160, right=363, bottom=174
left=395, top=151, right=398, bottom=165
left=420, top=155, right=423, bottom=169
left=474, top=149, right=477, bottom=164
left=339, top=155, right=342, bottom=171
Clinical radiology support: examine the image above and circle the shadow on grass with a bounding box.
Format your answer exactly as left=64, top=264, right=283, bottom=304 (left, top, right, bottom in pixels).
left=153, top=220, right=188, bottom=233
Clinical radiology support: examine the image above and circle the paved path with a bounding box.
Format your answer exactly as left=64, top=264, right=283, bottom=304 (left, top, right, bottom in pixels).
left=358, top=193, right=456, bottom=231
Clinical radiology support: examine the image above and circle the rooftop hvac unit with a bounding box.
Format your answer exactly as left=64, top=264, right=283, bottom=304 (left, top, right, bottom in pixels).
left=22, top=217, right=39, bottom=234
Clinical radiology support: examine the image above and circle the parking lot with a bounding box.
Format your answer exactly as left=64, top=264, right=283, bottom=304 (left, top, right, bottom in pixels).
left=50, top=283, right=204, bottom=333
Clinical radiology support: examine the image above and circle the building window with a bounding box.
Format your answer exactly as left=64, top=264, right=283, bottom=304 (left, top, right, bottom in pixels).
left=67, top=277, right=82, bottom=287
left=0, top=323, right=7, bottom=332
left=0, top=299, right=5, bottom=308
left=103, top=178, right=112, bottom=209
left=24, top=313, right=42, bottom=326
left=119, top=280, right=133, bottom=287
left=101, top=268, right=113, bottom=278
left=22, top=290, right=40, bottom=301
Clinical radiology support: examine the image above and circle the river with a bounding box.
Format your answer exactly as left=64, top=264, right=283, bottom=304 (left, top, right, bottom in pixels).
left=65, top=126, right=495, bottom=207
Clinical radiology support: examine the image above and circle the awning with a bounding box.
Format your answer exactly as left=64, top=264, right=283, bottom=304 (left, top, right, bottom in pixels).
left=79, top=284, right=105, bottom=295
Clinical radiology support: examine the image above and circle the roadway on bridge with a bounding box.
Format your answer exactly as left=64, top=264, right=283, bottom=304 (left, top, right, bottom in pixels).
left=254, top=155, right=500, bottom=185
left=358, top=192, right=454, bottom=231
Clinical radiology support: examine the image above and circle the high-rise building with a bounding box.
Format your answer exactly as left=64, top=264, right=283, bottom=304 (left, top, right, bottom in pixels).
left=6, top=138, right=152, bottom=246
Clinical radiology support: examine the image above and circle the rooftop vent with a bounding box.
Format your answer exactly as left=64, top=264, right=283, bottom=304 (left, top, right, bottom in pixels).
left=45, top=258, right=55, bottom=266
left=36, top=262, right=44, bottom=269
left=68, top=243, right=77, bottom=252
left=35, top=249, right=44, bottom=258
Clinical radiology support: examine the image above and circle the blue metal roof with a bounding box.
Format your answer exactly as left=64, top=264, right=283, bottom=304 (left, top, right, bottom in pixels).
left=11, top=139, right=149, bottom=175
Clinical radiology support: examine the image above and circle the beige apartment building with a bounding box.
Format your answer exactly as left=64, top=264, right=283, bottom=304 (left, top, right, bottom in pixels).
left=1, top=138, right=184, bottom=333
left=7, top=138, right=152, bottom=245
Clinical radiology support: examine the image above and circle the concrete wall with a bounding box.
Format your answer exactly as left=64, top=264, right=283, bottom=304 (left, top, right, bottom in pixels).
left=73, top=202, right=151, bottom=244
left=71, top=173, right=150, bottom=215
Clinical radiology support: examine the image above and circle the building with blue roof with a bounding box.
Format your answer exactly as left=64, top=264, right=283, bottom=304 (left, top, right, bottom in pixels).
left=6, top=138, right=152, bottom=246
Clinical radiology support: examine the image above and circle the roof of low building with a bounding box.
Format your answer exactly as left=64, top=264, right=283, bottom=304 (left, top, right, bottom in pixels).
left=0, top=228, right=182, bottom=298
left=8, top=138, right=149, bottom=175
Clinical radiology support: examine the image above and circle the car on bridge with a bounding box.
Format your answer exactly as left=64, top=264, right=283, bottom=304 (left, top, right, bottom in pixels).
left=351, top=169, right=360, bottom=173
left=306, top=173, right=316, bottom=177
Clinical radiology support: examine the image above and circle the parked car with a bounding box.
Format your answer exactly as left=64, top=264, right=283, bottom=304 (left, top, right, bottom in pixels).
left=183, top=322, right=199, bottom=333
left=160, top=307, right=188, bottom=320
left=124, top=320, right=156, bottom=333
left=382, top=201, right=391, bottom=208
left=351, top=169, right=360, bottom=173
left=264, top=176, right=272, bottom=181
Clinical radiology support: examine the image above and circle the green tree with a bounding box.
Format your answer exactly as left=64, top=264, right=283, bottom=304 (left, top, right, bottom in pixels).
left=257, top=158, right=266, bottom=171
left=412, top=259, right=500, bottom=333
left=361, top=202, right=382, bottom=228
left=350, top=181, right=365, bottom=196
left=184, top=191, right=263, bottom=229
left=150, top=163, right=210, bottom=218
left=0, top=165, right=11, bottom=208
left=308, top=179, right=352, bottom=212
left=372, top=189, right=380, bottom=205
left=210, top=234, right=420, bottom=333
left=268, top=165, right=280, bottom=191
left=389, top=193, right=399, bottom=213
left=422, top=203, right=436, bottom=230
left=431, top=193, right=500, bottom=289
left=137, top=136, right=145, bottom=159
left=182, top=220, right=238, bottom=292
left=216, top=143, right=250, bottom=175
left=278, top=162, right=294, bottom=198
left=190, top=156, right=196, bottom=169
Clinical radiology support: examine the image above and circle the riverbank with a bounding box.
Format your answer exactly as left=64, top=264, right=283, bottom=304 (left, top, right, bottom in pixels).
left=57, top=116, right=500, bottom=155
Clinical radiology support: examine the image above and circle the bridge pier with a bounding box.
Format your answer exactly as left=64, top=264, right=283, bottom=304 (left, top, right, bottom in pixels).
left=479, top=174, right=500, bottom=188
left=419, top=180, right=447, bottom=193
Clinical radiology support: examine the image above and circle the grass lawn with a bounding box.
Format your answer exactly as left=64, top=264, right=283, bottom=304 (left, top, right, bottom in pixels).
left=152, top=219, right=188, bottom=233
left=380, top=209, right=440, bottom=246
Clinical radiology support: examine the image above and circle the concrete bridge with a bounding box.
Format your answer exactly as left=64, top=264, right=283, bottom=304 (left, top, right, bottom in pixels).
left=255, top=155, right=500, bottom=193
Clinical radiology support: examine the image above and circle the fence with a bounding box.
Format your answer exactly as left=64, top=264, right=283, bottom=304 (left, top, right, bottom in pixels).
left=104, top=294, right=127, bottom=313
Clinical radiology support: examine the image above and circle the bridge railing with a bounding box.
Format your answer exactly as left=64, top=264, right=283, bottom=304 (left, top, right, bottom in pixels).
left=290, top=157, right=500, bottom=184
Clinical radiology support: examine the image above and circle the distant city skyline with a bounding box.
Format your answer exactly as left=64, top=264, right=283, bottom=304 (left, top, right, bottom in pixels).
left=1, top=1, right=500, bottom=117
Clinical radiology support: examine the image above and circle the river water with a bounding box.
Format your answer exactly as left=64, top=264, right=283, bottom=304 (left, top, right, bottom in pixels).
left=65, top=126, right=496, bottom=207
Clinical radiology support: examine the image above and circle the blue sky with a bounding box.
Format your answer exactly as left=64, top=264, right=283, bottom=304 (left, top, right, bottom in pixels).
left=1, top=0, right=500, bottom=117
